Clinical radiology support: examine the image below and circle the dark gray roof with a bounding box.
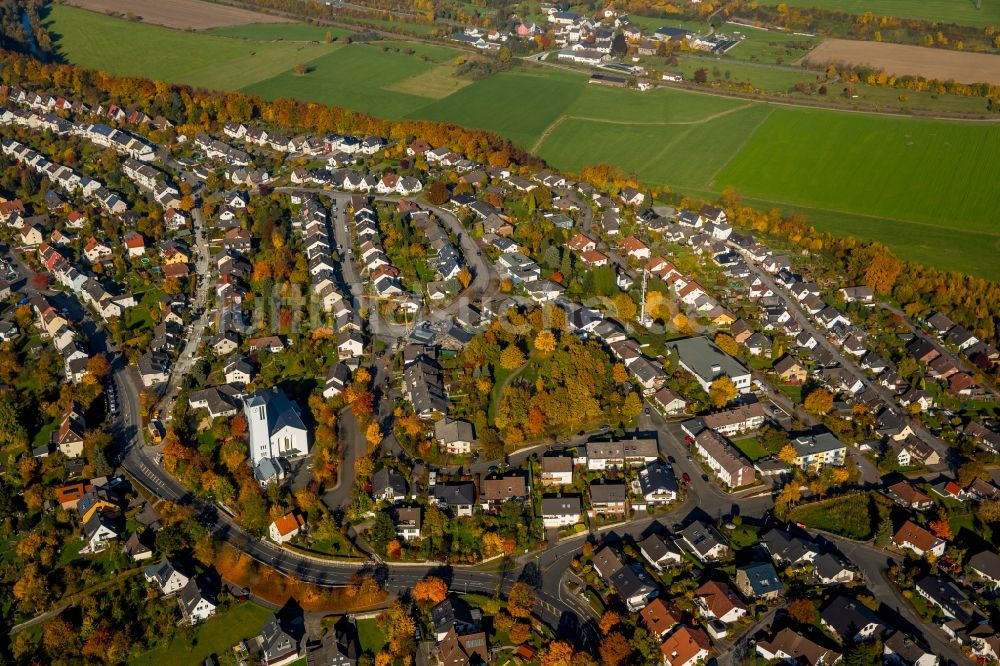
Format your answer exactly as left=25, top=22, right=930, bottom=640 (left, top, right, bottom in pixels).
left=541, top=495, right=580, bottom=516
left=760, top=528, right=819, bottom=565
left=431, top=483, right=475, bottom=506
left=260, top=614, right=298, bottom=662
left=680, top=521, right=727, bottom=557
left=820, top=596, right=884, bottom=639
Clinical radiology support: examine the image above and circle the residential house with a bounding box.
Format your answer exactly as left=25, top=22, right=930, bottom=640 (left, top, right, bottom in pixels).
left=82, top=511, right=119, bottom=553
left=774, top=355, right=808, bottom=384
left=639, top=532, right=683, bottom=571
left=915, top=575, right=985, bottom=625
left=695, top=581, right=747, bottom=624
left=177, top=579, right=216, bottom=625
left=636, top=460, right=678, bottom=505
left=372, top=467, right=408, bottom=503
left=589, top=481, right=628, bottom=517
left=144, top=558, right=189, bottom=595
left=188, top=386, right=240, bottom=421
left=641, top=598, right=681, bottom=638
left=790, top=432, right=846, bottom=471
left=892, top=520, right=946, bottom=558
left=56, top=482, right=91, bottom=510
left=322, top=362, right=352, bottom=399
left=593, top=547, right=658, bottom=611
left=123, top=531, right=153, bottom=562
left=395, top=507, right=421, bottom=541
left=479, top=473, right=528, bottom=512
left=541, top=495, right=581, bottom=528
left=735, top=562, right=783, bottom=600
left=820, top=596, right=884, bottom=642
left=661, top=626, right=712, bottom=666
left=969, top=551, right=1000, bottom=589
left=680, top=521, right=729, bottom=562
left=883, top=632, right=938, bottom=666
left=434, top=418, right=475, bottom=454
left=252, top=614, right=301, bottom=666
left=884, top=481, right=934, bottom=511
left=813, top=553, right=856, bottom=586
left=540, top=454, right=574, bottom=486
left=54, top=403, right=86, bottom=458
left=430, top=483, right=476, bottom=517
left=653, top=387, right=688, bottom=415
left=756, top=628, right=842, bottom=666
left=760, top=528, right=820, bottom=568
left=269, top=512, right=305, bottom=544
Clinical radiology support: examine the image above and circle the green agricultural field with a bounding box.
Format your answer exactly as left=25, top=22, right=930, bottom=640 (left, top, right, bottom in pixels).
left=203, top=23, right=351, bottom=42
left=46, top=5, right=337, bottom=91
left=243, top=45, right=447, bottom=117
left=714, top=108, right=1000, bottom=235
left=757, top=0, right=1000, bottom=28
left=45, top=5, right=1000, bottom=279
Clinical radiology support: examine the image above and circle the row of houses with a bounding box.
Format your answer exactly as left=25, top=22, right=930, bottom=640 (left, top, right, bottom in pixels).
left=0, top=137, right=123, bottom=220
left=121, top=157, right=181, bottom=209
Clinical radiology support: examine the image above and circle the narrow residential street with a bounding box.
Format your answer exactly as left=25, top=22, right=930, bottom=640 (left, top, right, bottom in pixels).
left=158, top=205, right=214, bottom=421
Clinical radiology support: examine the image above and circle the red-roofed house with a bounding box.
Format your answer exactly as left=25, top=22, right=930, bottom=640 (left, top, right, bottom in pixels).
left=567, top=233, right=597, bottom=253
left=661, top=626, right=712, bottom=666
left=621, top=235, right=650, bottom=261
left=580, top=249, right=609, bottom=267
left=892, top=520, right=946, bottom=558
left=123, top=231, right=146, bottom=258
left=269, top=512, right=305, bottom=544
left=641, top=598, right=682, bottom=638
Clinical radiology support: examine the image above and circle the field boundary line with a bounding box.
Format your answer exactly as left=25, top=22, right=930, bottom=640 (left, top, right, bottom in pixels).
left=530, top=103, right=755, bottom=153
left=531, top=115, right=569, bottom=153
left=635, top=124, right=702, bottom=175
left=706, top=106, right=776, bottom=189
left=636, top=104, right=769, bottom=178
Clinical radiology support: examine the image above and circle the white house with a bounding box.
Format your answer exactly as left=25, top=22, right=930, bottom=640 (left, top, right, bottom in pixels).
left=269, top=512, right=305, bottom=543
left=144, top=559, right=189, bottom=595
left=541, top=496, right=581, bottom=528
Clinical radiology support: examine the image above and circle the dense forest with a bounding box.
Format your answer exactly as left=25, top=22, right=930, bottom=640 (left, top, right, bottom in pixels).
left=0, top=0, right=51, bottom=59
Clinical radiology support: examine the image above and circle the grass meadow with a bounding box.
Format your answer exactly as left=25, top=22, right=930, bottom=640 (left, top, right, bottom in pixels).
left=47, top=5, right=336, bottom=90
left=130, top=602, right=273, bottom=666
left=46, top=4, right=1000, bottom=279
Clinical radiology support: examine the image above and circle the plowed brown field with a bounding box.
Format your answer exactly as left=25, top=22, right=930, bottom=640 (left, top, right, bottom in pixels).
left=803, top=38, right=1000, bottom=85
left=64, top=0, right=292, bottom=29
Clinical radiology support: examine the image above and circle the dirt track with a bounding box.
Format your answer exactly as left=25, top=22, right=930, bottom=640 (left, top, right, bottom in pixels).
left=803, top=38, right=1000, bottom=85
left=64, top=0, right=292, bottom=29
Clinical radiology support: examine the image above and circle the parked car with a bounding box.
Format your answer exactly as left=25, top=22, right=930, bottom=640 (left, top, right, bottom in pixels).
left=682, top=472, right=691, bottom=484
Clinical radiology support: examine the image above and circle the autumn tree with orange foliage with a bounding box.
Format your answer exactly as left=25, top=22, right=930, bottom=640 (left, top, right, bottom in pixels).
left=929, top=514, right=953, bottom=540
left=541, top=640, right=576, bottom=666
left=598, top=610, right=620, bottom=635
left=507, top=582, right=535, bottom=619
left=804, top=388, right=834, bottom=414
left=599, top=632, right=632, bottom=666
left=413, top=576, right=449, bottom=605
